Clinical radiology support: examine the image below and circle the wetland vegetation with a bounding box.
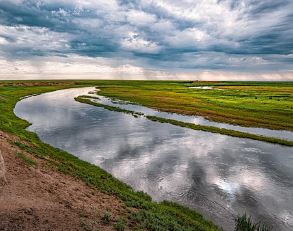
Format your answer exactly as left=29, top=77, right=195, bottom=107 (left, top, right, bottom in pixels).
left=1, top=80, right=291, bottom=230
left=95, top=81, right=293, bottom=131
left=76, top=94, right=293, bottom=146
left=75, top=81, right=293, bottom=146
left=0, top=80, right=221, bottom=231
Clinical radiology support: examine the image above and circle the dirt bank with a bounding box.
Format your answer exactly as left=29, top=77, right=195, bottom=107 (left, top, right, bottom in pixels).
left=0, top=130, right=129, bottom=231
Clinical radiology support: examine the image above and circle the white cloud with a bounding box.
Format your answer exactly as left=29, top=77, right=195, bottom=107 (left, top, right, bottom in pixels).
left=121, top=32, right=161, bottom=53
left=142, top=0, right=293, bottom=43
left=72, top=18, right=102, bottom=31
left=127, top=10, right=157, bottom=27
left=151, top=20, right=175, bottom=34
left=41, top=0, right=119, bottom=11
left=0, top=54, right=145, bottom=75
left=0, top=37, right=8, bottom=45
left=0, top=54, right=292, bottom=81
left=0, top=0, right=292, bottom=77
left=227, top=56, right=267, bottom=65
left=166, top=28, right=210, bottom=48
left=51, top=8, right=70, bottom=17
left=0, top=25, right=71, bottom=51
left=173, top=71, right=293, bottom=81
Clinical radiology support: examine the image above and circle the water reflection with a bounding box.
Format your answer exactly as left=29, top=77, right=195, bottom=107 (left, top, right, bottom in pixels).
left=14, top=88, right=293, bottom=231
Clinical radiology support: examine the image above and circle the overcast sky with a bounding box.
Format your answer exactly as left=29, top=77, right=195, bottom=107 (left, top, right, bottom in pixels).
left=0, top=0, right=292, bottom=80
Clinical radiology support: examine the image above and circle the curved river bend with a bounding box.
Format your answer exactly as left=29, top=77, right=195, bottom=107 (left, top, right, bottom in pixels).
left=14, top=88, right=293, bottom=231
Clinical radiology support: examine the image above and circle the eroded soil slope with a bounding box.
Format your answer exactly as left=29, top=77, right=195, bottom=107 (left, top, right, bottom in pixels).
left=0, top=130, right=129, bottom=231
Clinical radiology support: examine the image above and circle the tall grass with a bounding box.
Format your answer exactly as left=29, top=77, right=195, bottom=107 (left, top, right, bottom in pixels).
left=235, top=214, right=271, bottom=231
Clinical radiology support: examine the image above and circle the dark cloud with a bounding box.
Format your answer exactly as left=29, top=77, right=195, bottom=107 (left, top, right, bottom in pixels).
left=0, top=0, right=292, bottom=74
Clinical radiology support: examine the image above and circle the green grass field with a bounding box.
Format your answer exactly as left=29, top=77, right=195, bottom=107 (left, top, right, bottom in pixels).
left=94, top=81, right=293, bottom=131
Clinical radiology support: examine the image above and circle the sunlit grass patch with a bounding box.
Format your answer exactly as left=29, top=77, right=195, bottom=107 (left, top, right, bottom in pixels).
left=96, top=81, right=293, bottom=131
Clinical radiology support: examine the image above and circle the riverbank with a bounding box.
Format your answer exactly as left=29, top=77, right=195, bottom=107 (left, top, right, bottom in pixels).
left=0, top=81, right=220, bottom=231
left=75, top=95, right=293, bottom=146
left=0, top=130, right=128, bottom=231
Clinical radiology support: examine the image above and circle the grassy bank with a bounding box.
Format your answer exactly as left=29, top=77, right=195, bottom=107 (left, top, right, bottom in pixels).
left=146, top=116, right=293, bottom=146
left=0, top=80, right=221, bottom=231
left=76, top=96, right=293, bottom=146
left=75, top=95, right=144, bottom=117
left=94, top=81, right=293, bottom=131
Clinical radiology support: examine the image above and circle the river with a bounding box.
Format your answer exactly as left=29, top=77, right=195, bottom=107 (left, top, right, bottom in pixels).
left=14, top=87, right=293, bottom=230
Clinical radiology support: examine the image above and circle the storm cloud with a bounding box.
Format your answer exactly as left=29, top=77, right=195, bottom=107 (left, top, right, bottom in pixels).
left=0, top=0, right=292, bottom=79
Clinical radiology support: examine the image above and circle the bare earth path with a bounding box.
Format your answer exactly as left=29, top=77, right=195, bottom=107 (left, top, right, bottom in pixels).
left=0, top=130, right=129, bottom=231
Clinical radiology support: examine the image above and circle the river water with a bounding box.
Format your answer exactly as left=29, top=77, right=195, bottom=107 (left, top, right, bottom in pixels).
left=87, top=90, right=293, bottom=141
left=14, top=87, right=293, bottom=231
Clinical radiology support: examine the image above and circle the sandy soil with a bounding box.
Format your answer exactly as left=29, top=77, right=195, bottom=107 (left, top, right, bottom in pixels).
left=0, top=130, right=129, bottom=231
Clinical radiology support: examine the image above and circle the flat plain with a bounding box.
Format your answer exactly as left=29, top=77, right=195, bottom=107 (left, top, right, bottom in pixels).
left=1, top=80, right=292, bottom=231
left=95, top=80, right=293, bottom=131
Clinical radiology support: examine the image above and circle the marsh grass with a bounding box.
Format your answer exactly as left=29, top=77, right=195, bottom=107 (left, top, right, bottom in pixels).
left=146, top=116, right=293, bottom=146
left=76, top=96, right=293, bottom=146
left=95, top=80, right=293, bottom=131
left=235, top=214, right=271, bottom=231
left=75, top=96, right=144, bottom=117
